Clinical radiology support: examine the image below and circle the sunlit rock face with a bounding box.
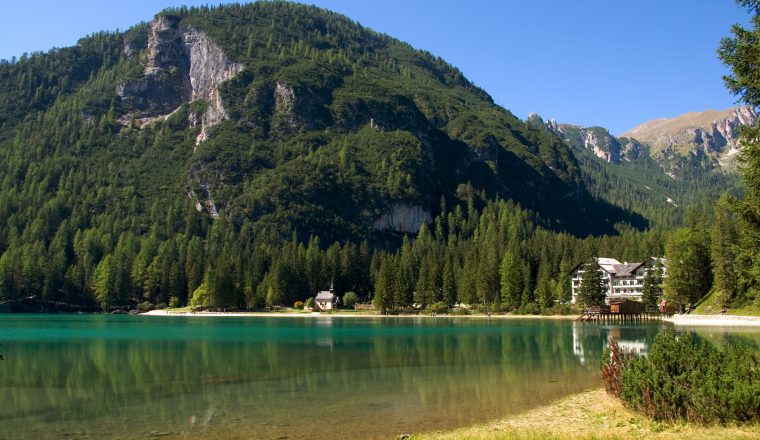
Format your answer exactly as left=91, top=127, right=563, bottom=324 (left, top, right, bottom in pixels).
left=373, top=203, right=432, bottom=234
left=116, top=15, right=243, bottom=144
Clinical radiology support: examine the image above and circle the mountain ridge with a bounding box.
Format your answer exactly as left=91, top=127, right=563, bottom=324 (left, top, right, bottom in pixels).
left=621, top=106, right=756, bottom=173
left=0, top=2, right=645, bottom=246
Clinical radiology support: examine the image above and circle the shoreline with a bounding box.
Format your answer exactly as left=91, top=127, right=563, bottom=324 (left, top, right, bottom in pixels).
left=141, top=309, right=580, bottom=319
left=412, top=388, right=760, bottom=439
left=663, top=314, right=760, bottom=327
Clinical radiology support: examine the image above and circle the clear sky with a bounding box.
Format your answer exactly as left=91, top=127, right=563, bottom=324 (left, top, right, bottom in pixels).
left=0, top=1, right=751, bottom=134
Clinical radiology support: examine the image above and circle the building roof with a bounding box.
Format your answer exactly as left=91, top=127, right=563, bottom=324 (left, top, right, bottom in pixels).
left=611, top=262, right=645, bottom=277
left=315, top=291, right=338, bottom=302
left=570, top=258, right=645, bottom=277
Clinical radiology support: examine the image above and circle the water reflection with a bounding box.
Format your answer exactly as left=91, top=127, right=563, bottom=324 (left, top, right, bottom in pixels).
left=572, top=322, right=661, bottom=365
left=2, top=316, right=754, bottom=439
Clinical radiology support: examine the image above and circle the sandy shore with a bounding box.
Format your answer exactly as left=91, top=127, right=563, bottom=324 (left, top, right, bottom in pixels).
left=141, top=309, right=580, bottom=319
left=664, top=314, right=760, bottom=326
left=413, top=388, right=760, bottom=439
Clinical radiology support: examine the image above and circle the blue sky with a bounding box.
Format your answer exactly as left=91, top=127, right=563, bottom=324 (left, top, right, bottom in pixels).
left=0, top=1, right=751, bottom=134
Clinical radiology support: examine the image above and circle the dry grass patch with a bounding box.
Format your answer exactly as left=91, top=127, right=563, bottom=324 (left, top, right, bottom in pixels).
left=412, top=389, right=760, bottom=440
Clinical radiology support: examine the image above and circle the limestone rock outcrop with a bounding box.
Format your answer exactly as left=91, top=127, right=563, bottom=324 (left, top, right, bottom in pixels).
left=621, top=107, right=757, bottom=170
left=116, top=15, right=244, bottom=145
left=545, top=119, right=624, bottom=163
left=373, top=204, right=432, bottom=234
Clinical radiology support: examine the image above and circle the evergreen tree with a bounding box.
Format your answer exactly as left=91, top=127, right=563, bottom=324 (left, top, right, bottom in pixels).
left=534, top=261, right=553, bottom=310
left=372, top=257, right=394, bottom=313
left=710, top=197, right=739, bottom=307
left=576, top=258, right=605, bottom=308
left=554, top=260, right=573, bottom=304
left=641, top=259, right=663, bottom=310
left=663, top=227, right=712, bottom=307
left=719, top=0, right=760, bottom=306
left=442, top=255, right=457, bottom=306
left=499, top=252, right=524, bottom=310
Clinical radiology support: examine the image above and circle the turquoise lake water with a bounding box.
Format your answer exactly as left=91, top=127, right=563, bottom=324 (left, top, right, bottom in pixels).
left=1, top=315, right=757, bottom=439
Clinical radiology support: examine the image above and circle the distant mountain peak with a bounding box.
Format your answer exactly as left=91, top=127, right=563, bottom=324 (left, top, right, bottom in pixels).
left=539, top=118, right=643, bottom=164
left=620, top=107, right=756, bottom=171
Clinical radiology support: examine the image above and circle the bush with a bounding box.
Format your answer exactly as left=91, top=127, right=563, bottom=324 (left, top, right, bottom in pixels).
left=293, top=301, right=304, bottom=310
left=190, top=283, right=210, bottom=307
left=304, top=297, right=315, bottom=309
left=427, top=301, right=449, bottom=314
left=137, top=301, right=154, bottom=312
left=168, top=296, right=181, bottom=308
left=451, top=307, right=470, bottom=316
left=473, top=304, right=496, bottom=314
left=601, top=331, right=760, bottom=424
left=541, top=303, right=579, bottom=316
left=515, top=302, right=540, bottom=315
left=343, top=291, right=358, bottom=309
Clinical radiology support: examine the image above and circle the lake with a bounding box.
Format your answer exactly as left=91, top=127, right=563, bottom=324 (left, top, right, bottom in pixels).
left=1, top=315, right=758, bottom=439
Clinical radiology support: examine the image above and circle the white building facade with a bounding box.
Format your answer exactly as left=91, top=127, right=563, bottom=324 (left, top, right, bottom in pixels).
left=570, top=257, right=666, bottom=304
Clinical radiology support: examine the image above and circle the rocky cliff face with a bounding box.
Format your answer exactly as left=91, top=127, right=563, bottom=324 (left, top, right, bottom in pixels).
left=538, top=107, right=756, bottom=176
left=621, top=107, right=757, bottom=171
left=373, top=204, right=432, bottom=234
left=541, top=116, right=628, bottom=163
left=116, top=15, right=244, bottom=145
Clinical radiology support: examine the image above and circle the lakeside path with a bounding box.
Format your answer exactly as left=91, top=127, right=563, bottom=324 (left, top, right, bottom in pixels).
left=412, top=388, right=760, bottom=440
left=664, top=314, right=760, bottom=327
left=141, top=310, right=580, bottom=319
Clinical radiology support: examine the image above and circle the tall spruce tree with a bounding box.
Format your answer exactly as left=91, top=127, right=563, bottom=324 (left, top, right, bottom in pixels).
left=663, top=227, right=712, bottom=307
left=710, top=196, right=739, bottom=307
left=719, top=0, right=760, bottom=305
left=641, top=259, right=663, bottom=310
left=577, top=258, right=605, bottom=308
left=499, top=252, right=524, bottom=310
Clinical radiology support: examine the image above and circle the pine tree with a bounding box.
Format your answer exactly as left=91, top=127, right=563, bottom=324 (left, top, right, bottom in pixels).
left=373, top=257, right=394, bottom=313
left=394, top=238, right=415, bottom=308
left=442, top=255, right=457, bottom=306
left=663, top=227, right=712, bottom=307
left=719, top=1, right=760, bottom=306
left=499, top=252, right=524, bottom=310
left=710, top=197, right=740, bottom=308
left=534, top=262, right=553, bottom=311
left=92, top=254, right=117, bottom=310
left=554, top=260, right=573, bottom=304
left=641, top=259, right=663, bottom=310
left=576, top=258, right=605, bottom=308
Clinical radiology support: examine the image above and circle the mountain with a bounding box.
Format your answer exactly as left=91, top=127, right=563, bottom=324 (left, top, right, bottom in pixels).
left=621, top=107, right=756, bottom=175
left=0, top=2, right=643, bottom=246
left=538, top=116, right=646, bottom=164
left=530, top=113, right=744, bottom=228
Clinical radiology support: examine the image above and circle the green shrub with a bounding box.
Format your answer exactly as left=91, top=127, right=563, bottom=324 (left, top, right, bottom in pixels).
left=343, top=291, right=358, bottom=309
left=168, top=296, right=181, bottom=308
left=293, top=300, right=304, bottom=310
left=450, top=307, right=470, bottom=316
left=541, top=303, right=578, bottom=315
left=601, top=331, right=760, bottom=424
left=516, top=302, right=540, bottom=315
left=304, top=297, right=315, bottom=309
left=190, top=283, right=210, bottom=307
left=427, top=301, right=449, bottom=314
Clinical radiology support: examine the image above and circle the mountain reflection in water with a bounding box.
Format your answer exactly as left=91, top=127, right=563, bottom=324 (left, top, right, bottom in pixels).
left=1, top=315, right=756, bottom=440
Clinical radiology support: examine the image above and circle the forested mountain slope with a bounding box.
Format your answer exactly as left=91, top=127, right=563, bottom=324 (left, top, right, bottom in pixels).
left=0, top=3, right=643, bottom=251
left=529, top=113, right=745, bottom=229
left=0, top=2, right=692, bottom=309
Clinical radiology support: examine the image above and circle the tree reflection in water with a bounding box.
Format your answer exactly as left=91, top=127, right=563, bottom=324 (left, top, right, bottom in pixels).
left=2, top=316, right=754, bottom=439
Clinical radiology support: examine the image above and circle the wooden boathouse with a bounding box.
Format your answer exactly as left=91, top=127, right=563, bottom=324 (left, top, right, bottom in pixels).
left=576, top=299, right=671, bottom=323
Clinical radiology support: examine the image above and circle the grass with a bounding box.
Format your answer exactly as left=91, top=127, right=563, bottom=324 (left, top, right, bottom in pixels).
left=693, top=291, right=760, bottom=317
left=411, top=389, right=760, bottom=440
